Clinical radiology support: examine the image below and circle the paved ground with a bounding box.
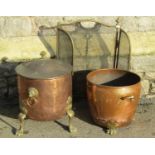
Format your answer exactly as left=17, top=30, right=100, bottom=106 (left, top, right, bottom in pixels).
left=0, top=98, right=155, bottom=138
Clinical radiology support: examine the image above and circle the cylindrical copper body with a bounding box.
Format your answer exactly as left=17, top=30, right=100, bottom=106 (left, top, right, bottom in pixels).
left=17, top=74, right=72, bottom=121
left=87, top=69, right=141, bottom=128
left=16, top=59, right=72, bottom=121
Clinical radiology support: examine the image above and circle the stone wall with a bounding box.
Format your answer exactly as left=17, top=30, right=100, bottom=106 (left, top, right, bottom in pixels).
left=0, top=16, right=155, bottom=104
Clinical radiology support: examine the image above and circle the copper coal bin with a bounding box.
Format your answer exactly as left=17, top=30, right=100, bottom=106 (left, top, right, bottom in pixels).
left=87, top=69, right=141, bottom=134
left=15, top=59, right=77, bottom=136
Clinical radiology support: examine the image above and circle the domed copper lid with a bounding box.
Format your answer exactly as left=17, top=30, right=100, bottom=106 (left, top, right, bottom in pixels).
left=16, top=59, right=72, bottom=79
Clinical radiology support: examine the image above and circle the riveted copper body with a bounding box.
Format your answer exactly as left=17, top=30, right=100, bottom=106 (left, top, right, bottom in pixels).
left=16, top=59, right=72, bottom=121
left=87, top=69, right=141, bottom=128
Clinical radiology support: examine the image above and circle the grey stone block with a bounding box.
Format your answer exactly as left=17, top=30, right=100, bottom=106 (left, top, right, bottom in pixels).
left=140, top=94, right=155, bottom=104
left=0, top=78, right=7, bottom=88
left=141, top=80, right=150, bottom=95
left=0, top=63, right=18, bottom=77
left=134, top=72, right=144, bottom=78
left=33, top=16, right=63, bottom=28
left=150, top=88, right=155, bottom=93
left=131, top=55, right=155, bottom=72
left=137, top=16, right=155, bottom=32
left=8, top=86, right=18, bottom=97
left=150, top=81, right=155, bottom=93
left=121, top=16, right=139, bottom=32
left=8, top=76, right=17, bottom=86
left=145, top=72, right=155, bottom=79
left=0, top=17, right=5, bottom=37
left=0, top=88, right=7, bottom=97
left=1, top=17, right=32, bottom=37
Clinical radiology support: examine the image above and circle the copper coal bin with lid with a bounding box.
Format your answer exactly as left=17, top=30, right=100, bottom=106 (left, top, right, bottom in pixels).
left=15, top=59, right=77, bottom=136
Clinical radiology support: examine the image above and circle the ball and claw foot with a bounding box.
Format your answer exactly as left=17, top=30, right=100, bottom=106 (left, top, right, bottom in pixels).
left=106, top=128, right=117, bottom=135
left=66, top=96, right=77, bottom=134
left=15, top=112, right=28, bottom=136
left=67, top=110, right=77, bottom=134
left=69, top=125, right=77, bottom=134
left=15, top=129, right=29, bottom=136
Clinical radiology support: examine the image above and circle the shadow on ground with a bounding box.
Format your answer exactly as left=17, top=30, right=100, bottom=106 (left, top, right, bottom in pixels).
left=0, top=98, right=19, bottom=135
left=0, top=97, right=108, bottom=135
left=0, top=98, right=19, bottom=119
left=73, top=100, right=107, bottom=133
left=0, top=97, right=98, bottom=135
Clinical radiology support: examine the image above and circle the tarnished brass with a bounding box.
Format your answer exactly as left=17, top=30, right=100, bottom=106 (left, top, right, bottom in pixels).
left=40, top=51, right=47, bottom=58
left=113, top=20, right=121, bottom=69
left=87, top=69, right=141, bottom=134
left=106, top=121, right=117, bottom=135
left=27, top=87, right=39, bottom=106
left=15, top=101, right=28, bottom=136
left=16, top=87, right=39, bottom=136
left=107, top=128, right=117, bottom=135
left=66, top=96, right=77, bottom=133
left=120, top=95, right=134, bottom=101
left=1, top=57, right=8, bottom=63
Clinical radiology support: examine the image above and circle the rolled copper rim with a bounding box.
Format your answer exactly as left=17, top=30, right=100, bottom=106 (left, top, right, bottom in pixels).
left=17, top=73, right=71, bottom=81
left=87, top=68, right=141, bottom=88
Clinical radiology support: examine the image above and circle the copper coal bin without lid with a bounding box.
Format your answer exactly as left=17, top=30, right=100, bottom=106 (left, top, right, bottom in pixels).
left=87, top=68, right=141, bottom=135
left=15, top=59, right=76, bottom=136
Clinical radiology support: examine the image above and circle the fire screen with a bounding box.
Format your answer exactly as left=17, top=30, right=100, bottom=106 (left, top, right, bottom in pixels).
left=57, top=20, right=131, bottom=102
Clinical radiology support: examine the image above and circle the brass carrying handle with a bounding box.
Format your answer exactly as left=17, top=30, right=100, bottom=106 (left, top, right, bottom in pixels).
left=80, top=21, right=97, bottom=29
left=25, top=87, right=39, bottom=107
left=120, top=95, right=135, bottom=101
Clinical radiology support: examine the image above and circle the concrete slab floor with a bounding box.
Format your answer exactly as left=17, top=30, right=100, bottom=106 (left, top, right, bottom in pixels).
left=0, top=98, right=155, bottom=138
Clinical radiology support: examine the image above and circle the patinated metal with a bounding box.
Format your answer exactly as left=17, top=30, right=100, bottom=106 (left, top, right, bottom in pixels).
left=113, top=19, right=121, bottom=69
left=15, top=59, right=76, bottom=136
left=87, top=69, right=141, bottom=135
left=66, top=96, right=77, bottom=133
left=16, top=87, right=39, bottom=135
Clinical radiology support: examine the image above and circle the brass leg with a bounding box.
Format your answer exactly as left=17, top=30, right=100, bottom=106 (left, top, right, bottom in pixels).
left=66, top=96, right=77, bottom=133
left=106, top=128, right=117, bottom=135
left=16, top=88, right=38, bottom=136
left=16, top=106, right=28, bottom=136
left=106, top=121, right=117, bottom=135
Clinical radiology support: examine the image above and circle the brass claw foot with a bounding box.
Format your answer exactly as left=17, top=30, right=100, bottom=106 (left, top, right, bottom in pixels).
left=106, top=128, right=117, bottom=135
left=69, top=124, right=77, bottom=134
left=16, top=109, right=28, bottom=136
left=106, top=121, right=117, bottom=135
left=66, top=96, right=77, bottom=134
left=16, top=129, right=24, bottom=136
left=16, top=129, right=29, bottom=136
left=16, top=88, right=38, bottom=136
left=68, top=114, right=77, bottom=134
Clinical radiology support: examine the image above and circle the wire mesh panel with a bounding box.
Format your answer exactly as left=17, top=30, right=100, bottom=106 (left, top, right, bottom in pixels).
left=57, top=28, right=73, bottom=65
left=57, top=21, right=130, bottom=102
left=38, top=26, right=57, bottom=58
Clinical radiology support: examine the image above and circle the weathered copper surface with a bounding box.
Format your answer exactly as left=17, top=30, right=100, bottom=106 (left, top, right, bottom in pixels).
left=17, top=75, right=72, bottom=121
left=16, top=59, right=72, bottom=121
left=87, top=69, right=141, bottom=128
